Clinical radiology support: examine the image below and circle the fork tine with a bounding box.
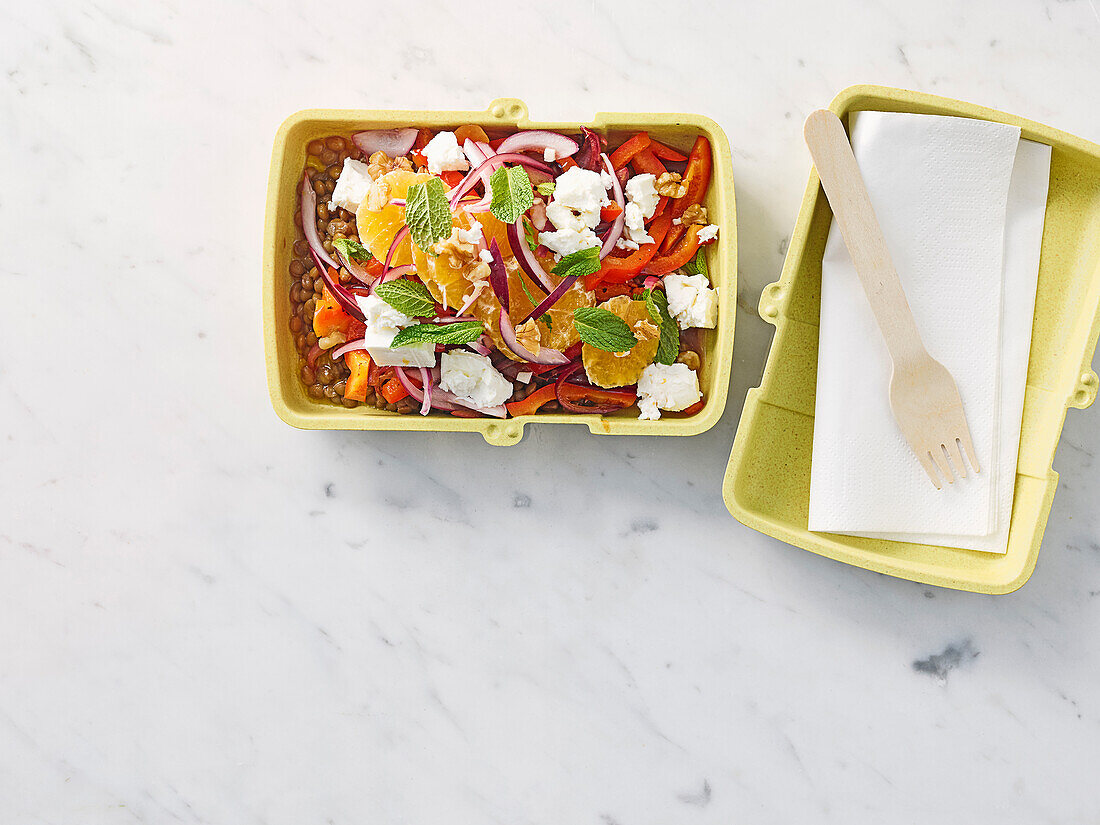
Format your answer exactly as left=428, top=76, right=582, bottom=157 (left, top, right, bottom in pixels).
left=958, top=428, right=980, bottom=474
left=917, top=450, right=944, bottom=490
left=930, top=446, right=955, bottom=486
left=945, top=438, right=968, bottom=480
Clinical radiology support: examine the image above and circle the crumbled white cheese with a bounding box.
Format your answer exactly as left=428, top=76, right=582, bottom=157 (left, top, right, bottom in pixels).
left=423, top=131, right=470, bottom=176
left=664, top=273, right=718, bottom=330
left=516, top=371, right=533, bottom=384
left=615, top=237, right=639, bottom=251
left=622, top=173, right=659, bottom=245
left=545, top=201, right=589, bottom=233
left=537, top=227, right=602, bottom=257
left=543, top=147, right=557, bottom=162
left=625, top=174, right=659, bottom=218
left=623, top=202, right=654, bottom=245
left=354, top=294, right=436, bottom=368
left=439, top=351, right=513, bottom=408
left=329, top=158, right=374, bottom=212
left=457, top=219, right=483, bottom=245
left=637, top=362, right=701, bottom=420
left=697, top=224, right=719, bottom=243
left=601, top=169, right=615, bottom=190
left=548, top=166, right=609, bottom=229
left=478, top=249, right=494, bottom=263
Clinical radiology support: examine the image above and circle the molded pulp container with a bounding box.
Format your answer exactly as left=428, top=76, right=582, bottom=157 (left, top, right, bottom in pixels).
left=723, top=85, right=1100, bottom=594
left=263, top=99, right=736, bottom=446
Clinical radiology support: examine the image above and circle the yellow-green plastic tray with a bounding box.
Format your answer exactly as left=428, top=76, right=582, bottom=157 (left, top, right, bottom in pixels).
left=723, top=85, right=1100, bottom=594
left=263, top=99, right=736, bottom=446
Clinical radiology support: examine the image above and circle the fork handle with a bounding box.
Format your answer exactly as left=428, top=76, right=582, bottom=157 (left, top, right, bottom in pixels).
left=803, top=109, right=929, bottom=366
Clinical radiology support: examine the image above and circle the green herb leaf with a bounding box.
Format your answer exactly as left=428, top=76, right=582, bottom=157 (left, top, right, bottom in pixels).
left=644, top=288, right=679, bottom=365
left=573, top=307, right=638, bottom=353
left=551, top=246, right=602, bottom=281
left=489, top=165, right=534, bottom=224
left=374, top=279, right=436, bottom=318
left=523, top=220, right=540, bottom=252
left=405, top=177, right=453, bottom=252
left=535, top=181, right=556, bottom=197
left=390, top=321, right=484, bottom=348
left=680, top=246, right=709, bottom=278
left=332, top=238, right=373, bottom=263
left=516, top=270, right=538, bottom=305
left=540, top=313, right=552, bottom=331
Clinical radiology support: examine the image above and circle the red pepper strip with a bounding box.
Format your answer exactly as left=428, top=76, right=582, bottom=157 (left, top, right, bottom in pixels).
left=364, top=257, right=385, bottom=278
left=586, top=211, right=674, bottom=289
left=646, top=225, right=703, bottom=276
left=630, top=148, right=666, bottom=177
left=557, top=156, right=578, bottom=171
left=600, top=202, right=623, bottom=222
left=676, top=398, right=706, bottom=416
left=506, top=383, right=558, bottom=416
left=488, top=136, right=507, bottom=151
left=557, top=383, right=637, bottom=414
left=651, top=196, right=668, bottom=220
left=648, top=139, right=688, bottom=162
left=409, top=128, right=433, bottom=170
left=440, top=170, right=464, bottom=188
left=663, top=136, right=712, bottom=251
left=608, top=132, right=651, bottom=170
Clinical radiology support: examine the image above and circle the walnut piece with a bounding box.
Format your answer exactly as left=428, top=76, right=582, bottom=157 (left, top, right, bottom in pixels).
left=367, top=151, right=413, bottom=180
left=515, top=319, right=542, bottom=356
left=680, top=203, right=709, bottom=226
left=656, top=172, right=688, bottom=198
left=676, top=350, right=701, bottom=371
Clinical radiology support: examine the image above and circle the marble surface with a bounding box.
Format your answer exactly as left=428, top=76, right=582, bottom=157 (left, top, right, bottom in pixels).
left=3, top=0, right=1100, bottom=822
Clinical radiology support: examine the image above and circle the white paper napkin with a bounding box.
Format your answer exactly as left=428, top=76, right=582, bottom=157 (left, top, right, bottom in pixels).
left=808, top=112, right=1023, bottom=539
left=855, top=139, right=1051, bottom=553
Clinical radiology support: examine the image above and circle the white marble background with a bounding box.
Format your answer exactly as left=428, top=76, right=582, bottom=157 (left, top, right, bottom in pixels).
left=3, top=0, right=1099, bottom=822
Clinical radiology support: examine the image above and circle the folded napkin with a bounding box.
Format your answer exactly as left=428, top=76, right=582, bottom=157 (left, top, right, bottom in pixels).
left=808, top=112, right=1050, bottom=553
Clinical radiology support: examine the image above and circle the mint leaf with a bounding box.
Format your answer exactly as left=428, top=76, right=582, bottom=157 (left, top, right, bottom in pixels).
left=516, top=270, right=538, bottom=306
left=390, top=321, right=484, bottom=348
left=551, top=247, right=601, bottom=280
left=681, top=246, right=709, bottom=278
left=523, top=220, right=540, bottom=252
left=374, top=279, right=436, bottom=318
left=536, top=181, right=556, bottom=197
left=540, top=313, right=552, bottom=331
left=644, top=288, right=679, bottom=365
left=489, top=165, right=534, bottom=224
left=332, top=238, right=373, bottom=263
left=405, top=177, right=453, bottom=252
left=573, top=307, right=637, bottom=353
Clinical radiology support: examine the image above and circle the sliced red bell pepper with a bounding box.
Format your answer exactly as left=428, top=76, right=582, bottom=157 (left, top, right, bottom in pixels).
left=440, top=170, right=464, bottom=188
left=585, top=212, right=674, bottom=290
left=556, top=383, right=637, bottom=412
left=409, top=128, right=433, bottom=170
left=600, top=202, right=624, bottom=222
left=676, top=398, right=706, bottom=416
left=663, top=136, right=712, bottom=251
left=557, top=155, right=578, bottom=172
left=506, top=383, right=558, bottom=416
left=380, top=377, right=409, bottom=404
left=651, top=196, right=668, bottom=220
left=313, top=284, right=355, bottom=340
left=648, top=139, right=688, bottom=162
left=343, top=350, right=372, bottom=401
left=630, top=148, right=666, bottom=177
left=609, top=132, right=651, bottom=170
left=646, top=225, right=703, bottom=276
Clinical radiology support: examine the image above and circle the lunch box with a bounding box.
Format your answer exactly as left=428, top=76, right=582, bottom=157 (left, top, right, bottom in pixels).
left=723, top=85, right=1100, bottom=594
left=263, top=99, right=736, bottom=446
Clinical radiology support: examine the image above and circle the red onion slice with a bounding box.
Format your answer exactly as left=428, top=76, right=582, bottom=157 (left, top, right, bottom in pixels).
left=496, top=130, right=579, bottom=159
left=394, top=366, right=506, bottom=417
left=643, top=275, right=662, bottom=291
left=599, top=154, right=626, bottom=259
left=301, top=172, right=341, bottom=271
left=336, top=247, right=372, bottom=284
left=498, top=307, right=570, bottom=365
left=310, top=248, right=363, bottom=319
left=447, top=152, right=554, bottom=205
left=417, top=366, right=433, bottom=415
left=331, top=338, right=368, bottom=360
left=505, top=220, right=554, bottom=293
left=522, top=275, right=579, bottom=324
left=383, top=225, right=410, bottom=271
left=574, top=127, right=604, bottom=172
left=487, top=240, right=510, bottom=312
left=352, top=128, right=418, bottom=158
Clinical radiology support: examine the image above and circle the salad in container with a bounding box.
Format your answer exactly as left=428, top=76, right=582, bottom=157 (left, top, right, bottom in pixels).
left=285, top=122, right=723, bottom=421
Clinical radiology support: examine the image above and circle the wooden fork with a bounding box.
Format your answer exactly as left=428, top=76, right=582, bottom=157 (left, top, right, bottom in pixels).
left=803, top=109, right=980, bottom=489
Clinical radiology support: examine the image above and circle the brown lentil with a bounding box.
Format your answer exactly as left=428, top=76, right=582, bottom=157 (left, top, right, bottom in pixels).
left=289, top=316, right=303, bottom=334
left=320, top=148, right=337, bottom=165
left=307, top=139, right=325, bottom=155
left=289, top=259, right=305, bottom=277
left=325, top=136, right=344, bottom=152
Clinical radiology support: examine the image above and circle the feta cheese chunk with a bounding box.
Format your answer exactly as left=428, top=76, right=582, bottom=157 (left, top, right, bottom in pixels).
left=423, top=131, right=470, bottom=176
left=457, top=219, right=483, bottom=245
left=636, top=362, right=701, bottom=420
left=329, top=158, right=374, bottom=212
left=548, top=166, right=609, bottom=229
left=697, top=224, right=719, bottom=243
left=622, top=173, right=659, bottom=244
left=543, top=147, right=557, bottom=162
left=478, top=249, right=494, bottom=263
left=439, top=351, right=513, bottom=409
left=663, top=273, right=718, bottom=330
left=354, top=294, right=436, bottom=368
left=537, top=226, right=602, bottom=257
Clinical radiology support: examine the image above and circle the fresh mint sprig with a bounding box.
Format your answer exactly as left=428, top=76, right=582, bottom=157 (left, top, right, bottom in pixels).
left=405, top=177, right=453, bottom=252
left=489, top=165, right=534, bottom=224
left=573, top=307, right=637, bottom=353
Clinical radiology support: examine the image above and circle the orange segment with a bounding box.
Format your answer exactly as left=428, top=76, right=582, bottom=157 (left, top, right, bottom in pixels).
left=582, top=295, right=660, bottom=388
left=355, top=169, right=432, bottom=266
